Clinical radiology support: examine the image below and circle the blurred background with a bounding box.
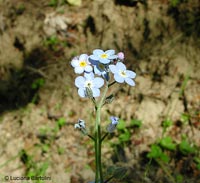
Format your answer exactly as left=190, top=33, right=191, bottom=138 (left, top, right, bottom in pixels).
left=0, top=0, right=200, bottom=182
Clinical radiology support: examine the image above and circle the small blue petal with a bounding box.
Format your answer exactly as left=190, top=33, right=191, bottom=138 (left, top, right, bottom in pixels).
left=74, top=124, right=80, bottom=129
left=126, top=70, right=136, bottom=78
left=78, top=88, right=86, bottom=97
left=75, top=76, right=85, bottom=88
left=109, top=64, right=117, bottom=73
left=85, top=65, right=93, bottom=72
left=110, top=116, right=119, bottom=125
left=105, top=49, right=115, bottom=56
left=71, top=59, right=79, bottom=67
left=74, top=67, right=84, bottom=74
left=92, top=88, right=100, bottom=97
left=89, top=54, right=100, bottom=61
left=94, top=66, right=102, bottom=75
left=93, top=77, right=104, bottom=88
left=99, top=58, right=110, bottom=64
left=114, top=74, right=124, bottom=83
left=79, top=54, right=88, bottom=61
left=116, top=62, right=126, bottom=71
left=84, top=72, right=94, bottom=80
left=93, top=49, right=104, bottom=56
left=125, top=78, right=135, bottom=86
left=108, top=55, right=118, bottom=59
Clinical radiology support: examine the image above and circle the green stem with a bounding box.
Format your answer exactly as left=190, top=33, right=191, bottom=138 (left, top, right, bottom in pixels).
left=95, top=82, right=109, bottom=183
left=95, top=107, right=103, bottom=183
left=108, top=81, right=116, bottom=87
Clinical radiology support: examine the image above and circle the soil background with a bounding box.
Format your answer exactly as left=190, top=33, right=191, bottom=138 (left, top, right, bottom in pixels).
left=0, top=0, right=200, bottom=183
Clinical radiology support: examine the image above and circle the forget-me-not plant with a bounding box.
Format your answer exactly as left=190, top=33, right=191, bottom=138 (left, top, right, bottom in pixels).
left=71, top=49, right=136, bottom=183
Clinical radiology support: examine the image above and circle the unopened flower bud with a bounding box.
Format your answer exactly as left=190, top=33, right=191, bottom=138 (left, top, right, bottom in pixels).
left=117, top=52, right=124, bottom=60
left=107, top=116, right=119, bottom=133
left=85, top=87, right=93, bottom=98
left=74, top=119, right=86, bottom=129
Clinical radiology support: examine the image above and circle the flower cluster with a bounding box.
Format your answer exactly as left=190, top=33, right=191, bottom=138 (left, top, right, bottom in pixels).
left=71, top=49, right=136, bottom=98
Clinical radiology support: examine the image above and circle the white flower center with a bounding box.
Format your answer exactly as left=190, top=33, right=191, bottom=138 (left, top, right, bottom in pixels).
left=84, top=80, right=93, bottom=88
left=119, top=70, right=127, bottom=77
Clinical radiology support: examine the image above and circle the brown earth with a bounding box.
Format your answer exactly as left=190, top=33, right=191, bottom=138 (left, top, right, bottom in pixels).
left=0, top=0, right=200, bottom=182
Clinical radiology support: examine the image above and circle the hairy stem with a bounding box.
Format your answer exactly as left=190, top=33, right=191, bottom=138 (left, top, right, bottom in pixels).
left=95, top=107, right=103, bottom=183
left=94, top=82, right=109, bottom=183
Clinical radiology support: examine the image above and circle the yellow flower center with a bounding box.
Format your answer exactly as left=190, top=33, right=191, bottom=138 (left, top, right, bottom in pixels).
left=100, top=54, right=108, bottom=59
left=79, top=61, right=87, bottom=67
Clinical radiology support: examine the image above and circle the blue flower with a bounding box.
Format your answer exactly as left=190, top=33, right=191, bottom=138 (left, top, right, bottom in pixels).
left=109, top=62, right=136, bottom=86
left=75, top=72, right=104, bottom=98
left=89, top=59, right=109, bottom=80
left=71, top=54, right=93, bottom=74
left=74, top=119, right=86, bottom=129
left=89, top=49, right=117, bottom=64
left=110, top=116, right=119, bottom=125
left=107, top=116, right=119, bottom=133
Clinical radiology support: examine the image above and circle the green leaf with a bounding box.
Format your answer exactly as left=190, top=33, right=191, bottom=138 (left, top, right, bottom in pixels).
left=162, top=119, right=173, bottom=128
left=194, top=157, right=200, bottom=164
left=42, top=144, right=50, bottom=153
left=147, top=144, right=170, bottom=162
left=179, top=140, right=195, bottom=155
left=176, top=174, right=183, bottom=183
left=49, top=0, right=58, bottom=6
left=117, top=120, right=126, bottom=130
left=27, top=171, right=35, bottom=177
left=147, top=144, right=162, bottom=159
left=160, top=136, right=176, bottom=151
left=38, top=162, right=49, bottom=175
left=58, top=147, right=65, bottom=154
left=197, top=163, right=200, bottom=170
left=180, top=113, right=190, bottom=124
left=130, top=119, right=142, bottom=128
left=57, top=117, right=66, bottom=128
left=170, top=0, right=180, bottom=7
left=31, top=78, right=45, bottom=89
left=160, top=152, right=170, bottom=163
left=119, top=130, right=130, bottom=142
left=194, top=157, right=200, bottom=170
